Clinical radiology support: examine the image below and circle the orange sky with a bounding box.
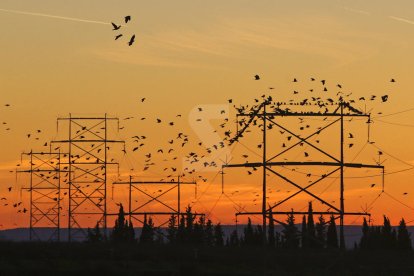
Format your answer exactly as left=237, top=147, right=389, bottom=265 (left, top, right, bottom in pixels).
left=1, top=0, right=414, bottom=230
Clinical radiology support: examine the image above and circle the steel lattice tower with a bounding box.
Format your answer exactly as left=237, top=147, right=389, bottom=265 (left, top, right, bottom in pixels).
left=224, top=98, right=385, bottom=249
left=113, top=176, right=203, bottom=227
left=52, top=114, right=124, bottom=241
left=18, top=151, right=63, bottom=242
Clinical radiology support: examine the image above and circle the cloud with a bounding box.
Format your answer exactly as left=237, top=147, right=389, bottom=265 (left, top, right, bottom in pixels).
left=0, top=8, right=110, bottom=25
left=389, top=15, right=414, bottom=26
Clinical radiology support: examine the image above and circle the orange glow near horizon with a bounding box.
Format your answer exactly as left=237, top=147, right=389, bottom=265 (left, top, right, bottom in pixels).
left=1, top=1, right=414, bottom=231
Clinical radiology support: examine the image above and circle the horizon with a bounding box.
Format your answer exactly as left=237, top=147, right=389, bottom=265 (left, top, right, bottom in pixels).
left=1, top=1, right=414, bottom=237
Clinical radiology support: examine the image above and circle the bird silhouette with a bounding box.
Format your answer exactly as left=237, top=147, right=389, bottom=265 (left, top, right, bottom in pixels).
left=128, top=35, right=135, bottom=46
left=115, top=34, right=123, bottom=40
left=125, top=16, right=131, bottom=23
left=254, top=75, right=260, bottom=80
left=111, top=22, right=121, bottom=30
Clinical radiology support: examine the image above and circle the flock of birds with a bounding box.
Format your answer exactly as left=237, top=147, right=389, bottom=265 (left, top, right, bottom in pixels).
left=0, top=74, right=410, bottom=226
left=111, top=15, right=135, bottom=46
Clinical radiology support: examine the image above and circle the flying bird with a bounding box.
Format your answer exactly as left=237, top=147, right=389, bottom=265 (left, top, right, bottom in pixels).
left=254, top=75, right=260, bottom=80
left=381, top=95, right=388, bottom=102
left=128, top=35, right=135, bottom=46
left=115, top=34, right=123, bottom=40
left=111, top=22, right=121, bottom=30
left=125, top=16, right=131, bottom=23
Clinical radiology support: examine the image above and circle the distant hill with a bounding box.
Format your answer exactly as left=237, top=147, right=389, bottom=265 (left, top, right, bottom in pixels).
left=3, top=225, right=413, bottom=248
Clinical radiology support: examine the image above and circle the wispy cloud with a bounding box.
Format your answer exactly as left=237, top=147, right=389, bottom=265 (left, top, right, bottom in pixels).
left=0, top=8, right=110, bottom=25
left=342, top=6, right=371, bottom=16
left=389, top=15, right=414, bottom=25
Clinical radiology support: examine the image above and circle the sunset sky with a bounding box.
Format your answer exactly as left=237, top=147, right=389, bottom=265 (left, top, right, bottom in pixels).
left=1, top=0, right=414, bottom=230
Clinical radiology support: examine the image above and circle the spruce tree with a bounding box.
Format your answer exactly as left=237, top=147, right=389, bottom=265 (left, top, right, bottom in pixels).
left=87, top=222, right=103, bottom=243
left=326, top=215, right=338, bottom=248
left=315, top=215, right=326, bottom=248
left=167, top=214, right=177, bottom=244
left=360, top=217, right=370, bottom=249
left=301, top=215, right=307, bottom=249
left=268, top=209, right=275, bottom=247
left=243, top=218, right=254, bottom=246
left=307, top=202, right=316, bottom=248
left=381, top=215, right=396, bottom=249
left=214, top=223, right=224, bottom=246
left=205, top=219, right=214, bottom=246
left=229, top=229, right=239, bottom=247
left=140, top=215, right=155, bottom=244
left=397, top=218, right=412, bottom=250
left=282, top=210, right=299, bottom=249
left=111, top=204, right=134, bottom=243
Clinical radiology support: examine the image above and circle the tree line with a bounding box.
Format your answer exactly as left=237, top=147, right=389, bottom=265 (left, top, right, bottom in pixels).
left=87, top=203, right=412, bottom=250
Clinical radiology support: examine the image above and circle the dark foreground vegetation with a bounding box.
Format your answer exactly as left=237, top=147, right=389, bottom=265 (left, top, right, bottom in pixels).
left=2, top=242, right=414, bottom=275
left=1, top=203, right=413, bottom=275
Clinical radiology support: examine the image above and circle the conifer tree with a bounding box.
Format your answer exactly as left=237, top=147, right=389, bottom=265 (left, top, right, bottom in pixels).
left=307, top=202, right=316, bottom=248
left=140, top=215, right=155, bottom=244
left=243, top=218, right=255, bottom=246
left=301, top=215, right=307, bottom=248
left=229, top=229, right=239, bottom=247
left=87, top=222, right=103, bottom=243
left=214, top=223, right=224, bottom=246
left=315, top=215, right=326, bottom=248
left=326, top=214, right=338, bottom=248
left=167, top=214, right=177, bottom=244
left=111, top=204, right=134, bottom=243
left=205, top=219, right=214, bottom=246
left=397, top=218, right=412, bottom=250
left=268, top=209, right=275, bottom=247
left=282, top=210, right=299, bottom=249
left=381, top=215, right=396, bottom=249
left=360, top=217, right=370, bottom=249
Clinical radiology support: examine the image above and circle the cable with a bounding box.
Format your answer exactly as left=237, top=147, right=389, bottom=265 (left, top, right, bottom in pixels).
left=383, top=191, right=414, bottom=212
left=374, top=119, right=414, bottom=128
left=372, top=107, right=414, bottom=119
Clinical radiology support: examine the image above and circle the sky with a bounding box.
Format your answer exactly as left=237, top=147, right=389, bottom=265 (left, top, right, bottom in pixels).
left=1, top=0, right=414, bottom=230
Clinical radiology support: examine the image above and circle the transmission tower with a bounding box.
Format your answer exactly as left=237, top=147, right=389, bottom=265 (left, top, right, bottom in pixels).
left=52, top=114, right=124, bottom=241
left=18, top=151, right=64, bottom=242
left=112, top=176, right=203, bottom=227
left=223, top=98, right=384, bottom=248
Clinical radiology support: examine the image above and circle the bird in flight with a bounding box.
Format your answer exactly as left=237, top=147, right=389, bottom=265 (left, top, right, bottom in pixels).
left=111, top=22, right=121, bottom=30
left=115, top=34, right=123, bottom=40
left=254, top=75, right=260, bottom=80
left=128, top=35, right=136, bottom=46
left=125, top=16, right=131, bottom=23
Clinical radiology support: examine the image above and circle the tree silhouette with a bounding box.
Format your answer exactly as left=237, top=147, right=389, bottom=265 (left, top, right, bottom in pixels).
left=205, top=219, right=214, bottom=246
left=111, top=204, right=135, bottom=243
left=139, top=215, right=154, bottom=244
left=301, top=215, right=308, bottom=248
left=381, top=215, right=396, bottom=249
left=167, top=214, right=177, bottom=244
left=87, top=222, right=103, bottom=243
left=229, top=230, right=239, bottom=247
left=282, top=210, right=299, bottom=249
left=359, top=217, right=370, bottom=249
left=243, top=218, right=255, bottom=246
left=397, top=218, right=412, bottom=250
left=214, top=223, right=224, bottom=246
left=326, top=214, right=338, bottom=248
left=268, top=209, right=275, bottom=247
left=307, top=202, right=316, bottom=248
left=315, top=215, right=326, bottom=248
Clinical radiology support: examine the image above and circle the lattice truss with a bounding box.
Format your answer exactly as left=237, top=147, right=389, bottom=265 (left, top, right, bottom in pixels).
left=113, top=176, right=202, bottom=228
left=19, top=151, right=63, bottom=241
left=52, top=115, right=124, bottom=241
left=224, top=97, right=385, bottom=248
